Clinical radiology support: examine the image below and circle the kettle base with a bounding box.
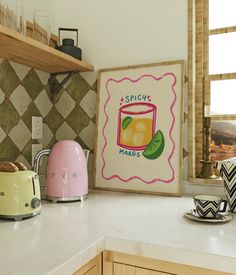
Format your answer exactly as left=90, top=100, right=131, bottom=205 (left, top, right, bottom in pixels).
left=47, top=195, right=87, bottom=203
left=0, top=211, right=40, bottom=221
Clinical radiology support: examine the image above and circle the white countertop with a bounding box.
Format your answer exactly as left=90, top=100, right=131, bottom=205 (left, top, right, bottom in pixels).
left=0, top=191, right=236, bottom=275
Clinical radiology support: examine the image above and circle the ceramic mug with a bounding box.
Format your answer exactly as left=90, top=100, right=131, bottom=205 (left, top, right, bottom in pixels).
left=193, top=194, right=227, bottom=219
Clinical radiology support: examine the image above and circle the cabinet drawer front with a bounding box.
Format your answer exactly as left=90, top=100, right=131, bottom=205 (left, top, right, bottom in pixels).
left=84, top=266, right=97, bottom=275
left=136, top=267, right=172, bottom=275
left=114, top=263, right=135, bottom=275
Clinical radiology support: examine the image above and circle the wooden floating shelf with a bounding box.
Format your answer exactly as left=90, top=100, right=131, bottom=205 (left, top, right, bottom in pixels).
left=0, top=25, right=94, bottom=73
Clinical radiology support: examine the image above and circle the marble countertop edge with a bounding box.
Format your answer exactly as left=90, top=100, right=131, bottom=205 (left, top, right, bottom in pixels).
left=104, top=236, right=236, bottom=274
left=49, top=235, right=236, bottom=275
left=49, top=237, right=105, bottom=275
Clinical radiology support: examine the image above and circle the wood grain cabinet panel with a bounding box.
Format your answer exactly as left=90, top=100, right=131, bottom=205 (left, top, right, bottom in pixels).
left=0, top=25, right=94, bottom=74
left=84, top=266, right=97, bottom=275
left=103, top=251, right=232, bottom=275
left=136, top=267, right=171, bottom=275
left=72, top=254, right=102, bottom=275
left=114, top=263, right=136, bottom=275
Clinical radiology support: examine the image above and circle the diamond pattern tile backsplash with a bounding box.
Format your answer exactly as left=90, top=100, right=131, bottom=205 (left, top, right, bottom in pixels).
left=0, top=58, right=189, bottom=184
left=0, top=59, right=97, bottom=184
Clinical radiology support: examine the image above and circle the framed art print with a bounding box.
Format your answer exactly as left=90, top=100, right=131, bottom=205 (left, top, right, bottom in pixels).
left=94, top=60, right=184, bottom=196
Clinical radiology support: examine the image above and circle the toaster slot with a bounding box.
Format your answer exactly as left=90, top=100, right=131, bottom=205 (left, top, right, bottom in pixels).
left=31, top=177, right=36, bottom=195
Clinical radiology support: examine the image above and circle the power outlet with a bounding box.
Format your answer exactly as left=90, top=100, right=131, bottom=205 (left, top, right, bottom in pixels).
left=32, top=144, right=43, bottom=166
left=32, top=116, right=43, bottom=139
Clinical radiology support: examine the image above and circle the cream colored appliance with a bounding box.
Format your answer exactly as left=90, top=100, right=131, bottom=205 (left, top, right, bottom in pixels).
left=0, top=171, right=41, bottom=221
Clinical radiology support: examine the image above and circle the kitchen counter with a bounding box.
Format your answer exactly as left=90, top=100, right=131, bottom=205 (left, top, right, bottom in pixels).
left=0, top=191, right=236, bottom=275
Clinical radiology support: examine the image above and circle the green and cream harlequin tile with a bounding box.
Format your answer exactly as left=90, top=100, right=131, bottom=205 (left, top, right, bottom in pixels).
left=21, top=140, right=36, bottom=165
left=9, top=119, right=31, bottom=151
left=55, top=121, right=76, bottom=141
left=9, top=61, right=31, bottom=81
left=44, top=107, right=64, bottom=134
left=183, top=112, right=188, bottom=152
left=9, top=85, right=32, bottom=116
left=35, top=69, right=49, bottom=86
left=55, top=91, right=75, bottom=119
left=183, top=155, right=188, bottom=180
left=66, top=105, right=90, bottom=135
left=0, top=88, right=5, bottom=104
left=183, top=148, right=188, bottom=159
left=22, top=102, right=41, bottom=130
left=0, top=127, right=6, bottom=143
left=16, top=154, right=31, bottom=170
left=92, top=80, right=98, bottom=93
left=42, top=123, right=53, bottom=147
left=66, top=73, right=91, bottom=103
left=78, top=121, right=95, bottom=150
left=80, top=90, right=97, bottom=118
left=0, top=98, right=20, bottom=134
left=46, top=79, right=64, bottom=104
left=92, top=115, right=96, bottom=124
left=56, top=73, right=69, bottom=83
left=80, top=71, right=98, bottom=87
left=47, top=137, right=57, bottom=149
left=184, top=86, right=188, bottom=114
left=21, top=69, right=44, bottom=100
left=87, top=152, right=94, bottom=176
left=34, top=89, right=53, bottom=117
left=0, top=136, right=20, bottom=161
left=0, top=61, right=20, bottom=96
left=74, top=136, right=88, bottom=150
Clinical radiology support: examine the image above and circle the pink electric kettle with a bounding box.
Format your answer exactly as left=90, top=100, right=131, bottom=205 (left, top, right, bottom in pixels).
left=34, top=140, right=89, bottom=202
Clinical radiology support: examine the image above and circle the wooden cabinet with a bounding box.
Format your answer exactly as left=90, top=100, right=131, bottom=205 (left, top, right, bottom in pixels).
left=114, top=263, right=167, bottom=275
left=84, top=266, right=98, bottom=275
left=103, top=251, right=232, bottom=275
left=114, top=263, right=135, bottom=275
left=72, top=254, right=102, bottom=275
left=0, top=25, right=94, bottom=74
left=71, top=251, right=232, bottom=275
left=136, top=267, right=170, bottom=275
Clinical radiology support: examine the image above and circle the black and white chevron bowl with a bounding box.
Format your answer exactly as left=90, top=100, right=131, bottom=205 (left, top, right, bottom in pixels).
left=194, top=196, right=222, bottom=218
left=216, top=161, right=236, bottom=213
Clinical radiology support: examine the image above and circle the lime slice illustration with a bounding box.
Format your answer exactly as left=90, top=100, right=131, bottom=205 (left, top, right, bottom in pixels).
left=122, top=116, right=133, bottom=129
left=142, top=130, right=165, bottom=160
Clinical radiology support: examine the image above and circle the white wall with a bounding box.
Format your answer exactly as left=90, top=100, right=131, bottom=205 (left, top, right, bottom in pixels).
left=51, top=0, right=188, bottom=69
left=21, top=0, right=188, bottom=69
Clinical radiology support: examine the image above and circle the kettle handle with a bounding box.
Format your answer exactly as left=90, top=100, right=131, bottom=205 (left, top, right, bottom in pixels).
left=84, top=149, right=90, bottom=164
left=58, top=28, right=78, bottom=46
left=33, top=149, right=51, bottom=174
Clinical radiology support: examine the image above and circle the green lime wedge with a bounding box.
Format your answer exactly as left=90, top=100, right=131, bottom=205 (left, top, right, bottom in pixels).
left=122, top=116, right=133, bottom=129
left=142, top=130, right=165, bottom=160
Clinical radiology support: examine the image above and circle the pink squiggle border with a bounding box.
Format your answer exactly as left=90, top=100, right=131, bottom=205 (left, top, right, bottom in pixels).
left=101, top=73, right=177, bottom=184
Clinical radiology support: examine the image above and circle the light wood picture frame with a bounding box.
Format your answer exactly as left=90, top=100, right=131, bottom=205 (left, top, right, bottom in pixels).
left=94, top=60, right=184, bottom=196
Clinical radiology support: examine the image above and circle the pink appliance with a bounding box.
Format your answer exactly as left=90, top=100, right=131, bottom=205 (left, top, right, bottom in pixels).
left=34, top=140, right=89, bottom=202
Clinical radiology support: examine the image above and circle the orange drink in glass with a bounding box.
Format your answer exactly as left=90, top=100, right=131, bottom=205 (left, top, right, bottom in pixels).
left=117, top=102, right=157, bottom=150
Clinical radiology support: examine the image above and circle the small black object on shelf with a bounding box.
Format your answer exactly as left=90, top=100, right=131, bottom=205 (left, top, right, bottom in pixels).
left=55, top=28, right=82, bottom=60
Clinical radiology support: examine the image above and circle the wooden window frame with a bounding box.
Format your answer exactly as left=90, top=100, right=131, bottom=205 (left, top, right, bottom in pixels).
left=188, top=0, right=236, bottom=183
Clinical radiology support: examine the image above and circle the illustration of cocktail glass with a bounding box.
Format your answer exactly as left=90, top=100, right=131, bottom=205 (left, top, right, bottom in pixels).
left=117, top=102, right=157, bottom=150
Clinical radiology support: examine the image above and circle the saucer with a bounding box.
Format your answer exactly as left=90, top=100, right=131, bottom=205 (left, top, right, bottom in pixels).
left=184, top=209, right=233, bottom=223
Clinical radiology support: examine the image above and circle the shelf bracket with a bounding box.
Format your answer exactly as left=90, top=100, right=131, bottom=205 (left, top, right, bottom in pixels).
left=48, top=71, right=76, bottom=100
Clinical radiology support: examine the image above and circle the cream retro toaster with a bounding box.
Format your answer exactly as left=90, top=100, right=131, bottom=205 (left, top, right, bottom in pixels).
left=0, top=170, right=41, bottom=221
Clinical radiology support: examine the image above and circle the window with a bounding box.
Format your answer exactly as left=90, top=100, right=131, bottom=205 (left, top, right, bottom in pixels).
left=188, top=0, right=236, bottom=179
